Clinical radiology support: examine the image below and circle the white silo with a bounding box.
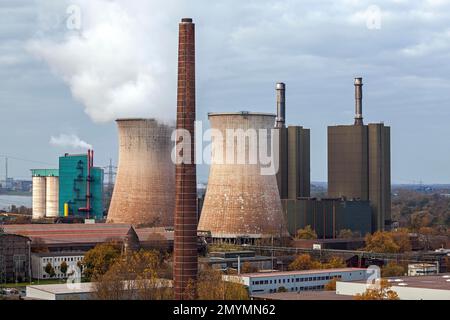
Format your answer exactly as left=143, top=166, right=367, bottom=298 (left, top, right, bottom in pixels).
left=32, top=176, right=46, bottom=220
left=45, top=176, right=59, bottom=218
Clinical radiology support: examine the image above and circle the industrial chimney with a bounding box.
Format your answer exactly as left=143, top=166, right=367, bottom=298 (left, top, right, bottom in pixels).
left=354, top=77, right=363, bottom=125
left=174, top=18, right=198, bottom=300
left=107, top=119, right=175, bottom=227
left=275, top=83, right=286, bottom=128
left=198, top=112, right=289, bottom=242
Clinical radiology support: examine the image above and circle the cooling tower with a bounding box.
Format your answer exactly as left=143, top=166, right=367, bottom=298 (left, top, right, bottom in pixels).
left=45, top=176, right=59, bottom=218
left=32, top=176, right=46, bottom=220
left=198, top=112, right=289, bottom=241
left=107, top=118, right=175, bottom=227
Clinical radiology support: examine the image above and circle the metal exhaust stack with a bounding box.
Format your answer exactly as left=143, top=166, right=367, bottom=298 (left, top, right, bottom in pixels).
left=354, top=77, right=363, bottom=125
left=275, top=82, right=286, bottom=128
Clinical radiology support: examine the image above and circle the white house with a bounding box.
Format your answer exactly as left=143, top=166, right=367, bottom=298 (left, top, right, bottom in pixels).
left=31, top=252, right=84, bottom=280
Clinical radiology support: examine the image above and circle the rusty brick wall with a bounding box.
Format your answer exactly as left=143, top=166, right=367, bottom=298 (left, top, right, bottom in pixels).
left=107, top=119, right=175, bottom=227
left=174, top=18, right=198, bottom=300
left=198, top=113, right=289, bottom=239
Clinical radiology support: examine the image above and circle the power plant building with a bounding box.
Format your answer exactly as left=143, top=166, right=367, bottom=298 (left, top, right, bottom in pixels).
left=107, top=118, right=175, bottom=227
left=328, top=78, right=391, bottom=232
left=198, top=112, right=289, bottom=242
left=275, top=83, right=310, bottom=199
left=281, top=198, right=372, bottom=239
left=59, top=151, right=104, bottom=220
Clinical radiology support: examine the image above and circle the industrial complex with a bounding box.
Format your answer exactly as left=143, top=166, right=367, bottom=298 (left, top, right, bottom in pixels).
left=0, top=15, right=448, bottom=304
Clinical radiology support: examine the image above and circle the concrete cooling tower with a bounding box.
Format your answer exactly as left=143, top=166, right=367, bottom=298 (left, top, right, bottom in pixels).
left=107, top=119, right=175, bottom=227
left=198, top=112, right=289, bottom=242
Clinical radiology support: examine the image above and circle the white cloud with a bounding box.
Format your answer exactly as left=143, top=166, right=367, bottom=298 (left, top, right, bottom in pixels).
left=50, top=134, right=92, bottom=150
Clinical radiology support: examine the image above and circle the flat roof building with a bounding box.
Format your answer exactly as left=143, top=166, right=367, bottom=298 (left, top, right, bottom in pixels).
left=336, top=274, right=450, bottom=300
left=224, top=268, right=368, bottom=295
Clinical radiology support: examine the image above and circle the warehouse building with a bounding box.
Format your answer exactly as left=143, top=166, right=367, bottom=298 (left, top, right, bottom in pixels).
left=0, top=233, right=31, bottom=283
left=282, top=198, right=372, bottom=238
left=328, top=78, right=391, bottom=232
left=224, top=268, right=368, bottom=295
left=336, top=274, right=450, bottom=300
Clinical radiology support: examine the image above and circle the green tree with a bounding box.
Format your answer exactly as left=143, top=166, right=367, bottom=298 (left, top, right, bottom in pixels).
left=82, top=242, right=121, bottom=281
left=60, top=261, right=68, bottom=277
left=296, top=225, right=317, bottom=240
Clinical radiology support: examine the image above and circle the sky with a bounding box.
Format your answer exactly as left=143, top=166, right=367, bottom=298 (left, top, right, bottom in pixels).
left=1, top=0, right=450, bottom=184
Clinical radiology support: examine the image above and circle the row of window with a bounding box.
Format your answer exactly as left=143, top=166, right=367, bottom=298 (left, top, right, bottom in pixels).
left=41, top=256, right=83, bottom=264
left=266, top=285, right=325, bottom=293
left=251, top=275, right=342, bottom=286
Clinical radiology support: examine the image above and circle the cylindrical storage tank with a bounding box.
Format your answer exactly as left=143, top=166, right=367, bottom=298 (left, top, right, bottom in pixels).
left=198, top=112, right=289, bottom=240
left=32, top=176, right=46, bottom=220
left=45, top=176, right=59, bottom=218
left=107, top=119, right=175, bottom=227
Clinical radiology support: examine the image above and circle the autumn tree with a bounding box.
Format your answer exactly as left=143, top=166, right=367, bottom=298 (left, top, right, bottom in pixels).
left=355, top=279, right=399, bottom=300
left=296, top=226, right=318, bottom=240
left=323, top=256, right=347, bottom=269
left=381, top=262, right=406, bottom=277
left=240, top=262, right=258, bottom=274
left=93, top=250, right=172, bottom=300
left=391, top=229, right=412, bottom=252
left=288, top=254, right=321, bottom=271
left=363, top=231, right=401, bottom=253
left=324, top=278, right=338, bottom=291
left=82, top=242, right=121, bottom=281
left=337, top=229, right=360, bottom=239
left=44, top=262, right=55, bottom=278
left=196, top=267, right=249, bottom=300
left=60, top=261, right=68, bottom=277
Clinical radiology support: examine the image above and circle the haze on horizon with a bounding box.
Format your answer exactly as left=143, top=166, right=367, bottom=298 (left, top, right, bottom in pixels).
left=1, top=0, right=450, bottom=184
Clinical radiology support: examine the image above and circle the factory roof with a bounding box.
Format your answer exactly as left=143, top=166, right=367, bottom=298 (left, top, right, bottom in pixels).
left=2, top=224, right=173, bottom=245
left=252, top=291, right=354, bottom=301
left=238, top=268, right=367, bottom=278
left=350, top=274, right=450, bottom=291
left=27, top=283, right=94, bottom=295
left=31, top=251, right=86, bottom=257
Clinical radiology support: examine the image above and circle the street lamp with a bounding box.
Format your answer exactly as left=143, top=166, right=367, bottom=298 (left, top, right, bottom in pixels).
left=27, top=240, right=31, bottom=285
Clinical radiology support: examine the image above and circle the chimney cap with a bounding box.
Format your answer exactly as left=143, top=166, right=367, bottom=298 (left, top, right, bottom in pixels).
left=354, top=77, right=363, bottom=85
left=181, top=18, right=193, bottom=23
left=276, top=83, right=286, bottom=90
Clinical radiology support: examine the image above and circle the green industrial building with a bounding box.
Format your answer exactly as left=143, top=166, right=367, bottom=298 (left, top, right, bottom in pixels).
left=59, top=152, right=104, bottom=220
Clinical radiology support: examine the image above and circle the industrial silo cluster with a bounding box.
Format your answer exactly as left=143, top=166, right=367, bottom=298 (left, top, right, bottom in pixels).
left=31, top=169, right=59, bottom=219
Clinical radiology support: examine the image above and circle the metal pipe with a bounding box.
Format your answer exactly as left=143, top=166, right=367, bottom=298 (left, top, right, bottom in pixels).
left=354, top=77, right=363, bottom=125
left=275, top=83, right=286, bottom=128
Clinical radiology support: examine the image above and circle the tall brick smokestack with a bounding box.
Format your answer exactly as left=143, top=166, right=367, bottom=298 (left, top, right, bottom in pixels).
left=174, top=18, right=198, bottom=300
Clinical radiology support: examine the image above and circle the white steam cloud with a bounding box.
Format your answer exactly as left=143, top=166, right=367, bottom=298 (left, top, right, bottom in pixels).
left=27, top=0, right=183, bottom=123
left=50, top=134, right=93, bottom=150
